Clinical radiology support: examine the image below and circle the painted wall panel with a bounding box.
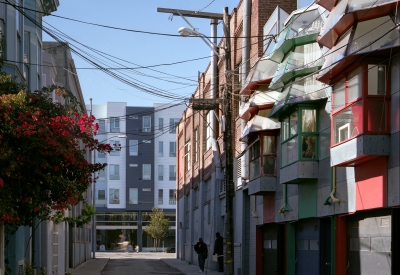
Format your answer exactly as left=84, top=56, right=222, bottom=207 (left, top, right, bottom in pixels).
left=391, top=55, right=400, bottom=96
left=318, top=157, right=331, bottom=188
left=388, top=132, right=399, bottom=169
left=334, top=178, right=356, bottom=214
left=388, top=166, right=400, bottom=206
left=263, top=193, right=275, bottom=223
left=319, top=128, right=331, bottom=160
left=336, top=167, right=355, bottom=182
left=355, top=158, right=387, bottom=210
left=390, top=90, right=400, bottom=134
left=319, top=100, right=332, bottom=131
left=298, top=181, right=317, bottom=219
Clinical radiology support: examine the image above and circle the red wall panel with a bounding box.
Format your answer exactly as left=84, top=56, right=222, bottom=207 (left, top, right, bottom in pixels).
left=355, top=157, right=387, bottom=210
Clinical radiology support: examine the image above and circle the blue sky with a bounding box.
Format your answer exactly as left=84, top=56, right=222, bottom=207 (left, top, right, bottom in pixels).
left=42, top=1, right=239, bottom=106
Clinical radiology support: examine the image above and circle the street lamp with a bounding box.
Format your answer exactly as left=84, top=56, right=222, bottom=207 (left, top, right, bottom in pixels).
left=92, top=134, right=127, bottom=259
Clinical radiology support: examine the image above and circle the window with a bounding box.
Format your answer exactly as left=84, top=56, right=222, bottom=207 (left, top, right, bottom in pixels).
left=158, top=189, right=164, bottom=204
left=98, top=119, right=106, bottom=133
left=205, top=179, right=211, bottom=202
left=143, top=164, right=151, bottom=180
left=110, top=117, right=120, bottom=132
left=109, top=188, right=120, bottom=204
left=109, top=140, right=121, bottom=156
left=194, top=128, right=199, bottom=162
left=23, top=31, right=30, bottom=82
left=169, top=189, right=176, bottom=205
left=98, top=169, right=105, bottom=180
left=194, top=188, right=199, bottom=207
left=159, top=118, right=164, bottom=131
left=281, top=107, right=317, bottom=167
left=109, top=165, right=120, bottom=180
left=98, top=151, right=105, bottom=158
left=129, top=140, right=138, bottom=156
left=129, top=188, right=138, bottom=204
left=98, top=190, right=105, bottom=200
left=158, top=165, right=164, bottom=180
left=169, top=142, right=176, bottom=157
left=158, top=141, right=163, bottom=157
left=332, top=64, right=389, bottom=146
left=169, top=118, right=180, bottom=134
left=184, top=140, right=191, bottom=172
left=206, top=111, right=212, bottom=149
left=169, top=165, right=176, bottom=181
left=143, top=116, right=151, bottom=132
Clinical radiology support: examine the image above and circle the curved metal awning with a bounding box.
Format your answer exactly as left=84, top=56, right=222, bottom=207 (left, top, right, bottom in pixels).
left=269, top=42, right=325, bottom=90
left=268, top=5, right=326, bottom=63
left=240, top=115, right=280, bottom=142
left=317, top=15, right=400, bottom=84
left=240, top=57, right=279, bottom=96
left=239, top=90, right=280, bottom=120
left=318, top=0, right=399, bottom=48
left=269, top=74, right=331, bottom=119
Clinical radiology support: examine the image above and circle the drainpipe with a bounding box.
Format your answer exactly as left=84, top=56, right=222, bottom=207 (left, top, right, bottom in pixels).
left=324, top=167, right=340, bottom=205
left=278, top=184, right=290, bottom=213
left=241, top=0, right=251, bottom=180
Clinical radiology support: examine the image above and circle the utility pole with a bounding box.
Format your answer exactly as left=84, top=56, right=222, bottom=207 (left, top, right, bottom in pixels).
left=222, top=7, right=234, bottom=275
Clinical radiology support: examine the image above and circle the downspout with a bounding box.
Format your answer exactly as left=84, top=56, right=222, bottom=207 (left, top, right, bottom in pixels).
left=279, top=184, right=290, bottom=213
left=211, top=19, right=224, bottom=180
left=324, top=167, right=340, bottom=205
left=241, top=0, right=251, bottom=180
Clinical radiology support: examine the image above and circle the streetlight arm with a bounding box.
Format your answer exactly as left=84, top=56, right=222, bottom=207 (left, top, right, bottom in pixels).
left=177, top=11, right=223, bottom=60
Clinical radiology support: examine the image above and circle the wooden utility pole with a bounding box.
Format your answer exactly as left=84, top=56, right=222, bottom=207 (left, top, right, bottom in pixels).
left=222, top=7, right=234, bottom=275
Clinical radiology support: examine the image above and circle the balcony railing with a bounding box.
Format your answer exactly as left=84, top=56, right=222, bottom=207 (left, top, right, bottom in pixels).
left=169, top=199, right=176, bottom=205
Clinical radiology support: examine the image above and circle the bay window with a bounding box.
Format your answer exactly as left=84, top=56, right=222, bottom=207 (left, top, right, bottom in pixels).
left=248, top=134, right=277, bottom=181
left=331, top=63, right=389, bottom=146
left=281, top=106, right=318, bottom=167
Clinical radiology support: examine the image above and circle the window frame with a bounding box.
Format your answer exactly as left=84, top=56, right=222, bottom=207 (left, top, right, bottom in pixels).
left=158, top=141, right=163, bottom=157
left=129, top=140, right=138, bottom=156
left=158, top=189, right=163, bottom=205
left=109, top=188, right=120, bottom=204
left=129, top=188, right=138, bottom=204
left=158, top=165, right=164, bottom=180
left=142, top=164, right=151, bottom=180
left=331, top=62, right=390, bottom=147
left=143, top=116, right=151, bottom=132
left=194, top=128, right=199, bottom=163
left=159, top=118, right=164, bottom=131
left=169, top=189, right=176, bottom=205
left=281, top=105, right=319, bottom=167
left=109, top=164, right=120, bottom=180
left=110, top=117, right=120, bottom=133
left=248, top=133, right=278, bottom=181
left=184, top=140, right=191, bottom=172
left=169, top=118, right=180, bottom=134
left=98, top=190, right=106, bottom=200
left=169, top=141, right=176, bottom=157
left=109, top=140, right=121, bottom=156
left=169, top=165, right=176, bottom=181
left=98, top=119, right=106, bottom=133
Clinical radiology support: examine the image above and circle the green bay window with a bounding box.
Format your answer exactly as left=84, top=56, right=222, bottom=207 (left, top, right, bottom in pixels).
left=281, top=107, right=318, bottom=167
left=331, top=63, right=390, bottom=146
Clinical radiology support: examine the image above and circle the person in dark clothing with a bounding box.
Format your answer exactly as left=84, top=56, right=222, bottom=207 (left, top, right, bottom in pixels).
left=194, top=238, right=208, bottom=272
left=213, top=232, right=224, bottom=272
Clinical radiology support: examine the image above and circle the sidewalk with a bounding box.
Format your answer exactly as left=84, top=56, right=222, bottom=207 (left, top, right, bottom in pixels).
left=69, top=258, right=109, bottom=275
left=161, top=258, right=222, bottom=275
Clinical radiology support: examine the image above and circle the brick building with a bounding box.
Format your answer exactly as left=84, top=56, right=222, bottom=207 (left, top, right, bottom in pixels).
left=176, top=0, right=400, bottom=274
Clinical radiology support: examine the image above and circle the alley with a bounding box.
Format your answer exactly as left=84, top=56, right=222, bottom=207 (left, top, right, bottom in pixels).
left=98, top=253, right=183, bottom=275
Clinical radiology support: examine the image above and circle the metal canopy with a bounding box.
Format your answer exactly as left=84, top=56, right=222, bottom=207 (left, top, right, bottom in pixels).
left=157, top=8, right=224, bottom=20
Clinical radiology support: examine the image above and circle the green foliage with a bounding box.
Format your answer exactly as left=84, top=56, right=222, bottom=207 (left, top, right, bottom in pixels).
left=144, top=207, right=170, bottom=251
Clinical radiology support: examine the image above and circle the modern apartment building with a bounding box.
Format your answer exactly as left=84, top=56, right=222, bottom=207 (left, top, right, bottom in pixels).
left=176, top=0, right=400, bottom=274
left=90, top=102, right=185, bottom=252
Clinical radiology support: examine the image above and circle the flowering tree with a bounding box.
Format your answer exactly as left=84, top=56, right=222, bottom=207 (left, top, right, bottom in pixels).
left=0, top=73, right=111, bottom=227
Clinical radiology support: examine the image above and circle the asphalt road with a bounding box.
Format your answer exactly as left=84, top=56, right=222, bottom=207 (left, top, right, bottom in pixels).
left=99, top=253, right=183, bottom=275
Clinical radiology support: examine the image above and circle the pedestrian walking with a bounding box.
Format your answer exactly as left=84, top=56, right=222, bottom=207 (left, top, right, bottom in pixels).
left=194, top=238, right=208, bottom=273
left=213, top=232, right=224, bottom=272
